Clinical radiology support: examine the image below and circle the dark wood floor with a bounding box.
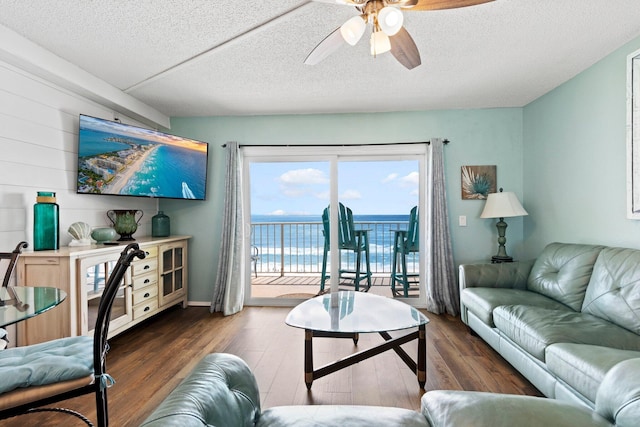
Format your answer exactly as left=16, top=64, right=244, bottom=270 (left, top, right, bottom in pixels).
left=2, top=305, right=541, bottom=426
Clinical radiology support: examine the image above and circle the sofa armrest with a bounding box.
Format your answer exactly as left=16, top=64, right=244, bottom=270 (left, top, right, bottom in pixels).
left=139, top=353, right=261, bottom=427
left=595, top=358, right=640, bottom=427
left=421, top=391, right=611, bottom=427
left=459, top=260, right=533, bottom=291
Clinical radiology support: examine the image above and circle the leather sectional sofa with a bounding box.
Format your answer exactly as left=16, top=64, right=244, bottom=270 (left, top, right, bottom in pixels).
left=138, top=242, right=640, bottom=426
left=139, top=352, right=639, bottom=426
left=459, top=242, right=640, bottom=408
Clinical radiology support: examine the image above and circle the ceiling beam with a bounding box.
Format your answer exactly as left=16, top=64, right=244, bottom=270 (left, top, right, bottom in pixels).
left=124, top=1, right=315, bottom=94
left=0, top=23, right=171, bottom=129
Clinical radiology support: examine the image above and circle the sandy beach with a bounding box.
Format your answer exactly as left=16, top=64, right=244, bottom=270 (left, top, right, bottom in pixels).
left=104, top=145, right=159, bottom=194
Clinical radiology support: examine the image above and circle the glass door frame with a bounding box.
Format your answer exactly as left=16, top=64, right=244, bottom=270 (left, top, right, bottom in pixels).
left=242, top=144, right=428, bottom=308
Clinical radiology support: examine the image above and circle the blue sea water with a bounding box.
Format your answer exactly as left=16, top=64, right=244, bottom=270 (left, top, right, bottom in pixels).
left=121, top=144, right=207, bottom=199
left=78, top=128, right=145, bottom=156
left=251, top=214, right=416, bottom=274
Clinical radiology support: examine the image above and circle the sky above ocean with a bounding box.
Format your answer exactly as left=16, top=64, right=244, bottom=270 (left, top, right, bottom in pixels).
left=250, top=160, right=419, bottom=216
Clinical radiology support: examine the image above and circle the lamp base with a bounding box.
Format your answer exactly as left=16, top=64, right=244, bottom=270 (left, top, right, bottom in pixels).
left=491, top=255, right=513, bottom=264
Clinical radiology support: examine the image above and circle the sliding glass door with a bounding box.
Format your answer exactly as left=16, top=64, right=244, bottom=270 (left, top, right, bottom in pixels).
left=243, top=144, right=427, bottom=307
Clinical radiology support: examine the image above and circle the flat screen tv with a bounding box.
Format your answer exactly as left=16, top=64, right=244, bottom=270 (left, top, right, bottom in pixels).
left=76, top=114, right=208, bottom=200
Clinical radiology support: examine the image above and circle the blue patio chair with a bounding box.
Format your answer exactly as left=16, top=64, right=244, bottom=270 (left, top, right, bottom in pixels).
left=391, top=206, right=419, bottom=297
left=320, top=203, right=371, bottom=292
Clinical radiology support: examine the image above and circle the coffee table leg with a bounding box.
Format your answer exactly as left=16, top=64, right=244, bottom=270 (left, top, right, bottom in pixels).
left=305, top=329, right=314, bottom=389
left=417, top=324, right=426, bottom=389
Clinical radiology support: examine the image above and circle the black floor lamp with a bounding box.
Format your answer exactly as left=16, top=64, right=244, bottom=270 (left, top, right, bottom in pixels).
left=480, top=188, right=528, bottom=263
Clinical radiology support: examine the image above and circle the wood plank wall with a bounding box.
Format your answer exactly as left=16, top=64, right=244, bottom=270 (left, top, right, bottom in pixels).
left=0, top=60, right=159, bottom=252
left=0, top=60, right=159, bottom=342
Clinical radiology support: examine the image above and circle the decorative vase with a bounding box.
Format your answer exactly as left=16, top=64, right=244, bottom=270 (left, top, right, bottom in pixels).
left=91, top=227, right=118, bottom=244
left=107, top=209, right=143, bottom=241
left=34, top=191, right=59, bottom=251
left=152, top=211, right=170, bottom=237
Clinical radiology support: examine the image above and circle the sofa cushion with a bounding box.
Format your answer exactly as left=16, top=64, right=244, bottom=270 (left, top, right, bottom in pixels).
left=582, top=247, right=640, bottom=334
left=493, top=305, right=640, bottom=361
left=461, top=288, right=571, bottom=327
left=0, top=335, right=93, bottom=394
left=546, top=343, right=640, bottom=403
left=527, top=243, right=604, bottom=311
left=257, top=405, right=430, bottom=427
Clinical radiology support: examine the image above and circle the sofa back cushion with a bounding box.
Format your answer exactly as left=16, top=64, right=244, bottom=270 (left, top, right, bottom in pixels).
left=527, top=242, right=604, bottom=311
left=582, top=247, right=640, bottom=334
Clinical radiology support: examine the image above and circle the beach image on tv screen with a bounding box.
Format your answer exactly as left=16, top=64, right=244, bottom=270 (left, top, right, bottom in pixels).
left=77, top=115, right=208, bottom=200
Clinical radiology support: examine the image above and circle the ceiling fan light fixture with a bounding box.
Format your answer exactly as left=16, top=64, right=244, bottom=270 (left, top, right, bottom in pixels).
left=378, top=6, right=403, bottom=36
left=370, top=30, right=391, bottom=56
left=340, top=15, right=366, bottom=46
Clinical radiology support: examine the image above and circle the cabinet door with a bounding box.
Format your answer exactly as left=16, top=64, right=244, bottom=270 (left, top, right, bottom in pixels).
left=17, top=256, right=72, bottom=345
left=78, top=253, right=132, bottom=336
left=159, top=242, right=187, bottom=306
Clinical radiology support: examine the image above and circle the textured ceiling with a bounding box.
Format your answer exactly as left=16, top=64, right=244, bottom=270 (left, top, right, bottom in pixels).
left=1, top=0, right=640, bottom=117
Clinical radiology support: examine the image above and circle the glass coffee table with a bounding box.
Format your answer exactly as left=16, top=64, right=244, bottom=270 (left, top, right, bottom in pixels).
left=285, top=290, right=429, bottom=389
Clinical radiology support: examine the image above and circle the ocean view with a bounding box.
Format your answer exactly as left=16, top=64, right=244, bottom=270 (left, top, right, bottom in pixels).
left=121, top=144, right=207, bottom=199
left=251, top=214, right=416, bottom=274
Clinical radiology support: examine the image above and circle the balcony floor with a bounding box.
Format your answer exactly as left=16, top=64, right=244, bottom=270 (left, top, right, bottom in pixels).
left=250, top=274, right=419, bottom=299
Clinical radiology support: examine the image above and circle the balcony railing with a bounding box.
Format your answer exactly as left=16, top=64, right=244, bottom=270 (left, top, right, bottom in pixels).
left=251, top=221, right=418, bottom=276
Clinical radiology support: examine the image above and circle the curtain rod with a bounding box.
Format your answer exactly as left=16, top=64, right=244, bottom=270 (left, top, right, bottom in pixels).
left=221, top=140, right=449, bottom=148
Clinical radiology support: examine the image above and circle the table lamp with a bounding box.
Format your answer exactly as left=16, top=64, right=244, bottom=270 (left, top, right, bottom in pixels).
left=480, top=188, right=528, bottom=263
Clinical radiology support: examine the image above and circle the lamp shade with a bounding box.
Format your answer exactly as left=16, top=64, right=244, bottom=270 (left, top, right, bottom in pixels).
left=340, top=15, right=366, bottom=46
left=370, top=30, right=391, bottom=56
left=480, top=192, right=528, bottom=219
left=378, top=7, right=404, bottom=36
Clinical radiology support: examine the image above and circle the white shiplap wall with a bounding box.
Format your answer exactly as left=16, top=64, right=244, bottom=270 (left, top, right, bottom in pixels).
left=0, top=59, right=159, bottom=252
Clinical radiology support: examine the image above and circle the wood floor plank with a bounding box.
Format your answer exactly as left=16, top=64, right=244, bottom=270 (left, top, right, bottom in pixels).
left=1, top=305, right=542, bottom=426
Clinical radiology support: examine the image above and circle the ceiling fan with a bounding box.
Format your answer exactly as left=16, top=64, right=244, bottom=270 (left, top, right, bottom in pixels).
left=306, top=0, right=494, bottom=70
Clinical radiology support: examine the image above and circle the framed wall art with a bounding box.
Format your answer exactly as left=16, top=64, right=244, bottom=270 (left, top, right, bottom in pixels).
left=627, top=47, right=640, bottom=219
left=461, top=165, right=497, bottom=200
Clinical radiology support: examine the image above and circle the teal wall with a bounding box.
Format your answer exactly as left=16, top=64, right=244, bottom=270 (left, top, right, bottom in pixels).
left=165, top=33, right=640, bottom=304
left=522, top=35, right=640, bottom=258
left=164, top=110, right=524, bottom=303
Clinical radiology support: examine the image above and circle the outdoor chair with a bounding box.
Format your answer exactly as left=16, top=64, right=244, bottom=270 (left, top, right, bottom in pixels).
left=391, top=206, right=419, bottom=297
left=0, top=243, right=146, bottom=427
left=251, top=245, right=260, bottom=278
left=320, top=203, right=371, bottom=292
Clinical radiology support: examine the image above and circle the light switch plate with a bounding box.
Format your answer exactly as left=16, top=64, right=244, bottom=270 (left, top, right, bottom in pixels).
left=459, top=215, right=467, bottom=227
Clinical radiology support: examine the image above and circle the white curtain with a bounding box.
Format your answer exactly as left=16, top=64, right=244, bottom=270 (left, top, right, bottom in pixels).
left=426, top=138, right=458, bottom=315
left=210, top=142, right=245, bottom=315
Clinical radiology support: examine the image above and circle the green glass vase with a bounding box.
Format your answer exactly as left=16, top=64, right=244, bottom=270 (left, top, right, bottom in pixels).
left=34, top=191, right=59, bottom=251
left=152, top=211, right=170, bottom=237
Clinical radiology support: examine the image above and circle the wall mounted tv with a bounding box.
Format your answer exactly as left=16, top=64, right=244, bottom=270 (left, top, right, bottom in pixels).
left=76, top=114, right=208, bottom=200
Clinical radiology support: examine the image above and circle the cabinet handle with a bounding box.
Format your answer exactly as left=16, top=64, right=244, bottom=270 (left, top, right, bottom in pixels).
left=144, top=265, right=150, bottom=270
left=144, top=306, right=150, bottom=312
left=144, top=279, right=150, bottom=284
left=144, top=293, right=150, bottom=298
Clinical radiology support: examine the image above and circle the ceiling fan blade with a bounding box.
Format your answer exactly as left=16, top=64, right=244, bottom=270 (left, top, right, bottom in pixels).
left=311, top=0, right=362, bottom=5
left=405, top=0, right=494, bottom=11
left=304, top=27, right=346, bottom=65
left=390, top=27, right=421, bottom=70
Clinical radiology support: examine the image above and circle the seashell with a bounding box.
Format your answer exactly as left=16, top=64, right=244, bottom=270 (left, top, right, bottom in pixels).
left=68, top=222, right=92, bottom=240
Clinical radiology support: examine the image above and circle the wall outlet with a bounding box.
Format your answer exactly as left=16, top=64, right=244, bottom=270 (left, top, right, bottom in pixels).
left=459, top=215, right=467, bottom=227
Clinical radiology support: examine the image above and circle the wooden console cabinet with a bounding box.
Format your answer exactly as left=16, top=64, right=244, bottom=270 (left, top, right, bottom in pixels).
left=16, top=235, right=190, bottom=346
